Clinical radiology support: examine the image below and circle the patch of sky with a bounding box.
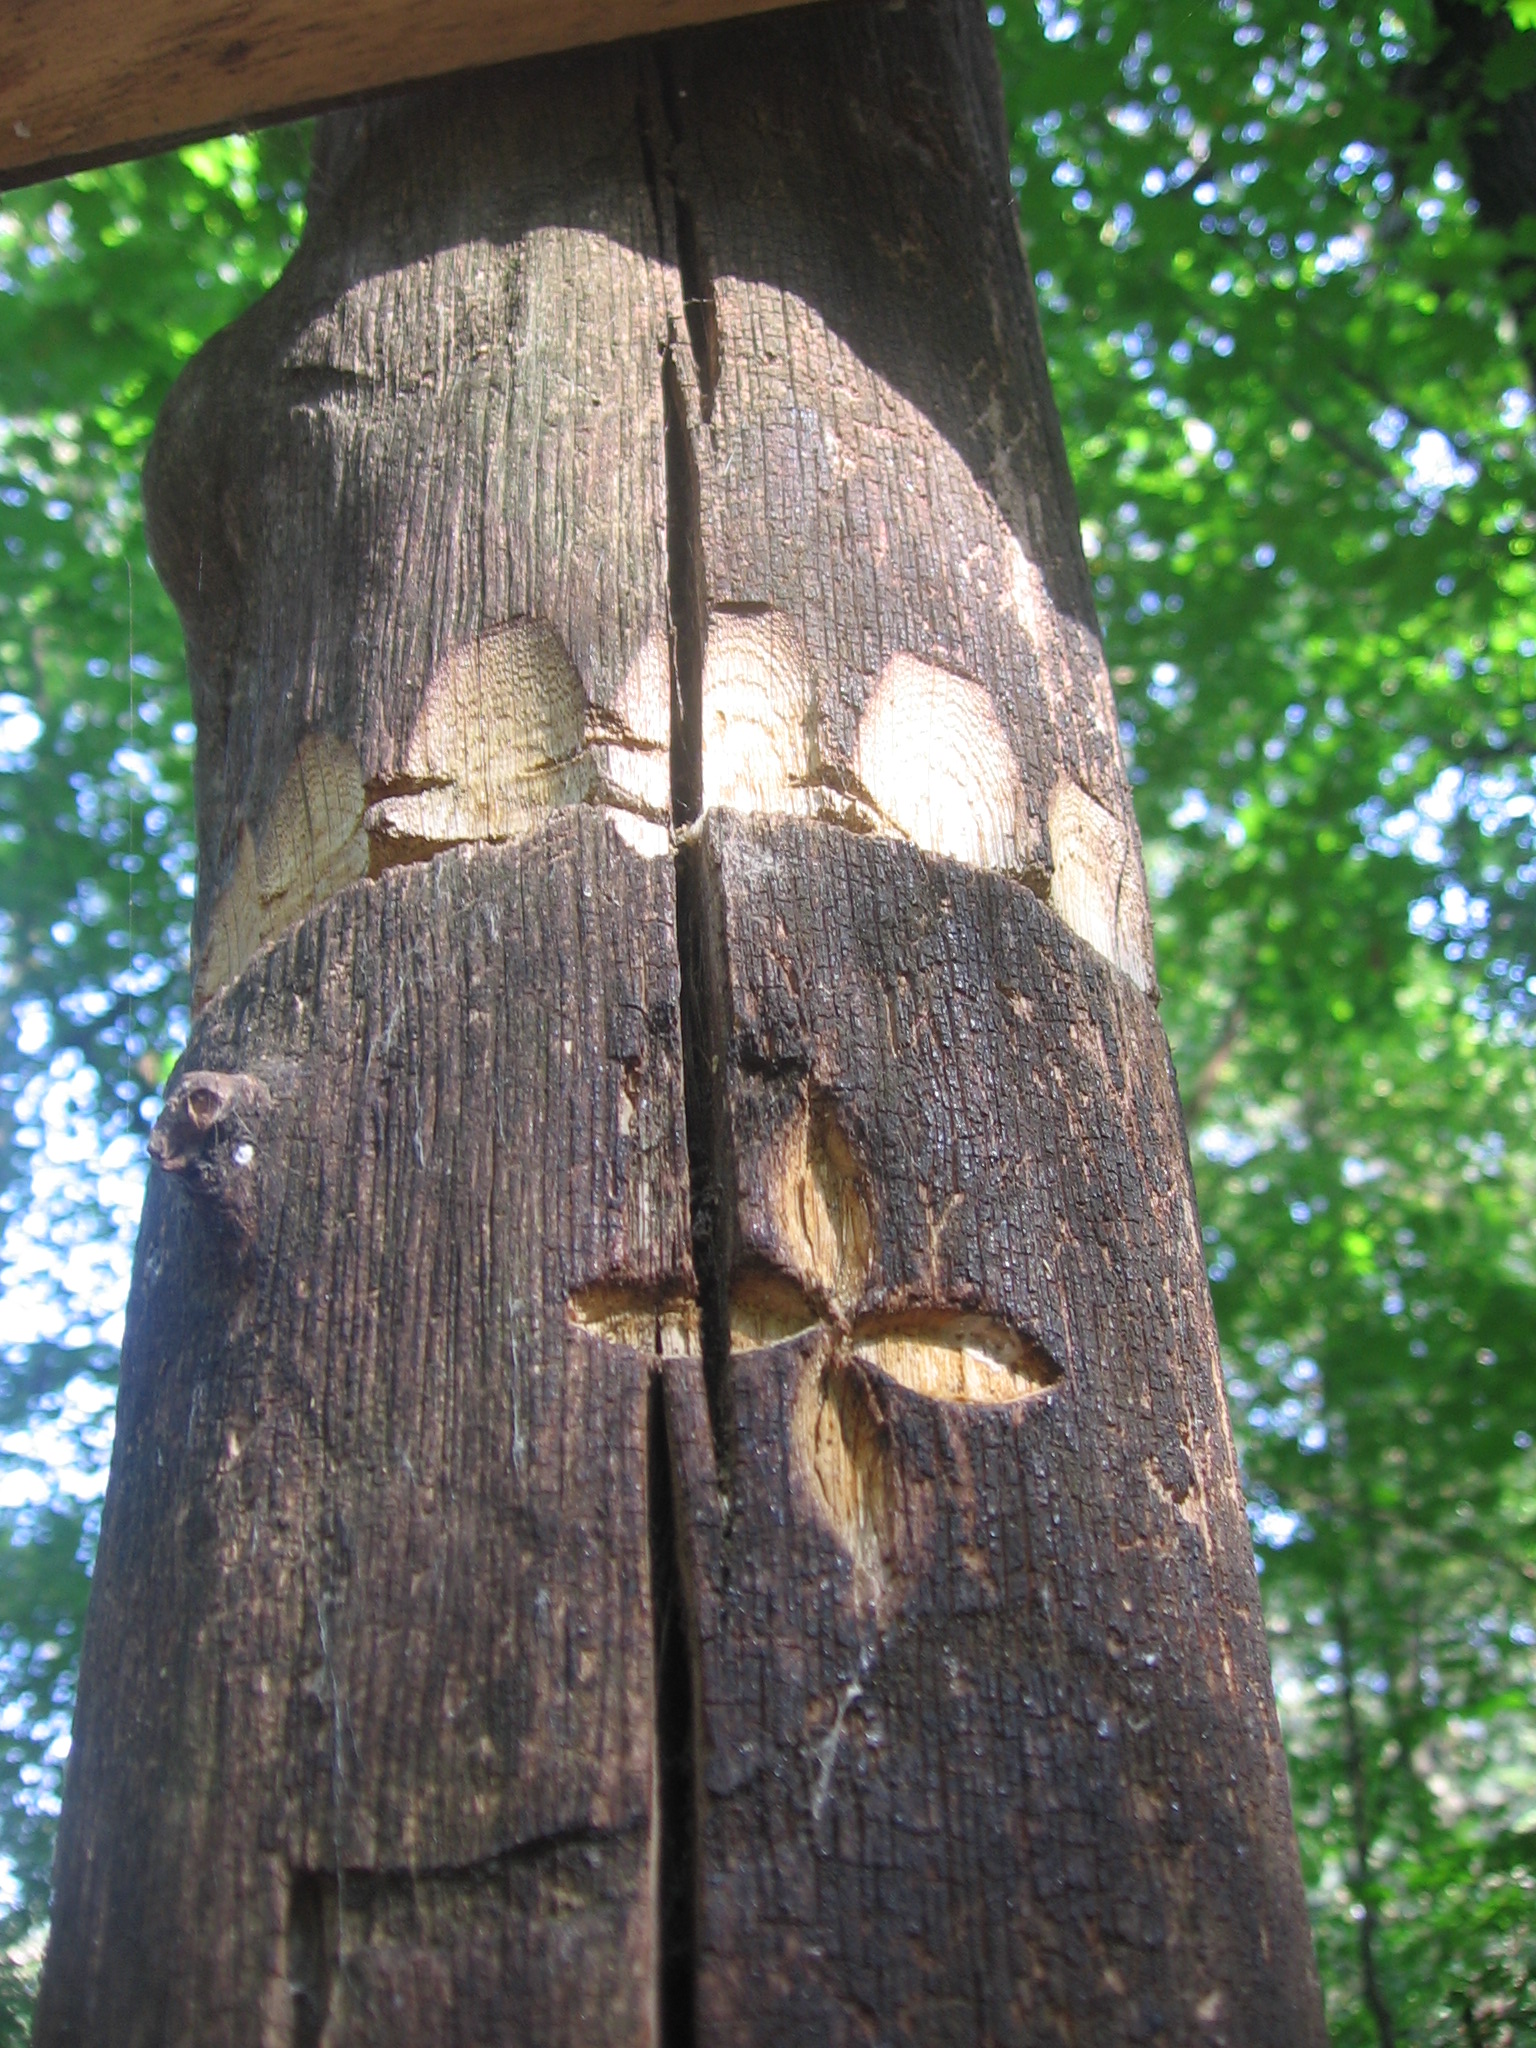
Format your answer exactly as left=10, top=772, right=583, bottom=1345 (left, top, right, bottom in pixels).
left=1038, top=0, right=1080, bottom=43
left=1404, top=428, right=1478, bottom=497
left=0, top=1375, right=115, bottom=1513
left=1107, top=102, right=1153, bottom=137
left=1364, top=763, right=1535, bottom=874
left=1200, top=1123, right=1267, bottom=1167
left=1341, top=1155, right=1388, bottom=1188
left=1313, top=229, right=1370, bottom=276
left=1251, top=1502, right=1306, bottom=1547
left=1, top=1046, right=149, bottom=1361
left=0, top=694, right=42, bottom=770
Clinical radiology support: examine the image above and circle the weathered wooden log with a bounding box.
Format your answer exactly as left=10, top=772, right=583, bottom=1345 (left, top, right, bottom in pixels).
left=37, top=4, right=1326, bottom=2041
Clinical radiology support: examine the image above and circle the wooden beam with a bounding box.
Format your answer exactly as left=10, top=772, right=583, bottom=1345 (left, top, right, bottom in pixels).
left=0, top=0, right=818, bottom=190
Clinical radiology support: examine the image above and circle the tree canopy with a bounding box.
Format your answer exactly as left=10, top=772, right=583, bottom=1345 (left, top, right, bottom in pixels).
left=0, top=1, right=1531, bottom=2038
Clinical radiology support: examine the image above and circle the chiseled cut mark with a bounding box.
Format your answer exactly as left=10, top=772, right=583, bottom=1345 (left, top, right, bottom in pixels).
left=751, top=1092, right=875, bottom=1308
left=700, top=611, right=818, bottom=817
left=191, top=624, right=679, bottom=1005
left=566, top=1285, right=701, bottom=1358
left=603, top=810, right=672, bottom=858
left=728, top=1264, right=821, bottom=1352
left=792, top=1313, right=1059, bottom=1586
left=793, top=1358, right=893, bottom=1591
left=365, top=622, right=596, bottom=864
left=1048, top=780, right=1154, bottom=992
left=853, top=654, right=1041, bottom=882
left=848, top=1310, right=1058, bottom=1406
left=195, top=732, right=367, bottom=1007
left=693, top=607, right=884, bottom=833
left=568, top=1269, right=823, bottom=1358
left=590, top=630, right=672, bottom=826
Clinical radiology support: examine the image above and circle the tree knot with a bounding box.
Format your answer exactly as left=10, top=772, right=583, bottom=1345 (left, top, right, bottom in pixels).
left=149, top=1069, right=272, bottom=1250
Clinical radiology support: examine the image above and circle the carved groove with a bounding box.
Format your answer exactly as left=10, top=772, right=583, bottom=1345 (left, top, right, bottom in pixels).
left=567, top=1283, right=702, bottom=1358
left=848, top=1310, right=1060, bottom=1406
left=799, top=1354, right=894, bottom=1591
left=286, top=1825, right=652, bottom=2040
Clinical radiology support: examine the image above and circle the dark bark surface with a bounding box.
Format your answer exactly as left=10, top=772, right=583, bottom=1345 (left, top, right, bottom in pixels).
left=38, top=818, right=688, bottom=2042
left=39, top=3, right=1325, bottom=2041
left=673, top=814, right=1314, bottom=2044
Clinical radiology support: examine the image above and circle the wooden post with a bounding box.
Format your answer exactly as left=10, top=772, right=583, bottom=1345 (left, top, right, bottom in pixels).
left=36, top=4, right=1327, bottom=2040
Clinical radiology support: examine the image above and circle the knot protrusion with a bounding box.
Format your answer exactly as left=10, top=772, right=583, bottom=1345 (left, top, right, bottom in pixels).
left=149, top=1069, right=271, bottom=1249
left=150, top=1070, right=268, bottom=1171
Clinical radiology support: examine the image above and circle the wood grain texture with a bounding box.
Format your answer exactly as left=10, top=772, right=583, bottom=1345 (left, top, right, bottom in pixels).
left=140, top=43, right=681, bottom=1007
left=672, top=812, right=1323, bottom=2045
left=39, top=3, right=1326, bottom=2038
left=36, top=814, right=690, bottom=2043
left=0, top=0, right=820, bottom=191
left=650, top=1, right=1157, bottom=989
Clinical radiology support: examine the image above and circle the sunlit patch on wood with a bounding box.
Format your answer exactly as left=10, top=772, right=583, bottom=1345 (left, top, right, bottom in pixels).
left=591, top=629, right=673, bottom=829
left=853, top=654, right=1039, bottom=881
left=1048, top=779, right=1154, bottom=992
left=365, top=622, right=597, bottom=866
left=601, top=809, right=671, bottom=857
left=195, top=731, right=368, bottom=1007
left=566, top=1283, right=701, bottom=1357
left=700, top=610, right=817, bottom=817
left=845, top=1309, right=1059, bottom=1406
left=193, top=619, right=685, bottom=1006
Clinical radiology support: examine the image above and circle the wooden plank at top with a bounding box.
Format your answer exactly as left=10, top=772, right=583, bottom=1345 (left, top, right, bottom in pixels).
left=0, top=0, right=818, bottom=190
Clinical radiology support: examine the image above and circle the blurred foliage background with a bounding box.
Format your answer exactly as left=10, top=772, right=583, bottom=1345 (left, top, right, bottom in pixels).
left=993, top=1, right=1536, bottom=2038
left=0, top=0, right=1531, bottom=2038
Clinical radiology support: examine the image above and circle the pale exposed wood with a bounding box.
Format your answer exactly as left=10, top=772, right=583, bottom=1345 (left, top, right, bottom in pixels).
left=0, top=0, right=820, bottom=191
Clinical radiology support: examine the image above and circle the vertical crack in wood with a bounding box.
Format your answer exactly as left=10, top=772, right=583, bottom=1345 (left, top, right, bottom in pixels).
left=670, top=194, right=720, bottom=424
left=636, top=77, right=669, bottom=267
left=674, top=833, right=735, bottom=1471
left=663, top=339, right=706, bottom=829
left=665, top=249, right=734, bottom=1461
left=658, top=152, right=723, bottom=2041
left=652, top=44, right=720, bottom=421
left=648, top=1372, right=698, bottom=2048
